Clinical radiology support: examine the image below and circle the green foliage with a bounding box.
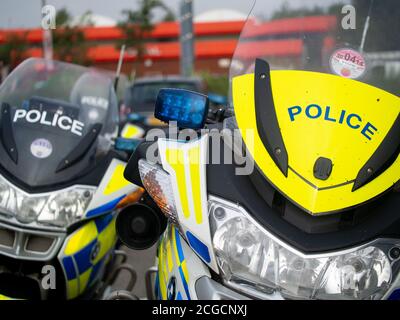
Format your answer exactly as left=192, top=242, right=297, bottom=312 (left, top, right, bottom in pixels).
left=53, top=8, right=91, bottom=65
left=270, top=0, right=400, bottom=52
left=271, top=1, right=346, bottom=20
left=55, top=8, right=71, bottom=26
left=271, top=2, right=326, bottom=20
left=200, top=72, right=229, bottom=96
left=118, top=0, right=175, bottom=63
left=0, top=33, right=28, bottom=69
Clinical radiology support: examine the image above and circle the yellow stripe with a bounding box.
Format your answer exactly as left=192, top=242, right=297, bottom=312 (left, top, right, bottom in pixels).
left=188, top=146, right=203, bottom=224
left=67, top=279, right=79, bottom=300
left=171, top=225, right=180, bottom=265
left=166, top=149, right=190, bottom=219
left=93, top=218, right=117, bottom=264
left=181, top=260, right=189, bottom=283
left=78, top=268, right=92, bottom=295
left=122, top=124, right=142, bottom=139
left=64, top=222, right=98, bottom=256
left=103, top=164, right=131, bottom=196
left=166, top=241, right=174, bottom=273
left=158, top=243, right=167, bottom=300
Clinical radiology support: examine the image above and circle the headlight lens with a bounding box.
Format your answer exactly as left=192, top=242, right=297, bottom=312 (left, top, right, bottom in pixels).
left=37, top=188, right=93, bottom=227
left=209, top=197, right=394, bottom=300
left=17, top=196, right=47, bottom=224
left=0, top=174, right=95, bottom=228
left=138, top=159, right=178, bottom=224
left=0, top=180, right=11, bottom=207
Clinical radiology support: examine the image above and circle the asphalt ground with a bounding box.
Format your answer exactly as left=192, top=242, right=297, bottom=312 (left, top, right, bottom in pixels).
left=112, top=245, right=157, bottom=299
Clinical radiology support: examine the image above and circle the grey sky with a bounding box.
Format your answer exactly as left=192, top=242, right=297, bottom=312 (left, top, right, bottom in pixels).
left=0, top=0, right=253, bottom=29
left=0, top=0, right=346, bottom=29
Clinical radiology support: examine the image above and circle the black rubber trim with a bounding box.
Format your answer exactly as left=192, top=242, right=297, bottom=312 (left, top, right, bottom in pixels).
left=123, top=141, right=157, bottom=188
left=0, top=150, right=126, bottom=194
left=56, top=123, right=102, bottom=172
left=353, top=114, right=400, bottom=191
left=1, top=103, right=18, bottom=164
left=254, top=58, right=288, bottom=176
left=313, top=157, right=333, bottom=181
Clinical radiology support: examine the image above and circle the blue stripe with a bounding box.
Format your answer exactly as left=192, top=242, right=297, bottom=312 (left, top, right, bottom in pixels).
left=174, top=227, right=184, bottom=263
left=176, top=292, right=183, bottom=300
left=74, top=240, right=96, bottom=274
left=86, top=195, right=126, bottom=218
left=94, top=213, right=114, bottom=233
left=155, top=273, right=160, bottom=299
left=186, top=231, right=211, bottom=263
left=62, top=256, right=76, bottom=280
left=389, top=289, right=400, bottom=300
left=89, top=258, right=104, bottom=285
left=178, top=266, right=191, bottom=300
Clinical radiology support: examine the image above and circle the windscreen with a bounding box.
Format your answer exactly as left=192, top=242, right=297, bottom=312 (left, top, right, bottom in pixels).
left=230, top=0, right=400, bottom=98
left=229, top=0, right=400, bottom=214
left=0, top=58, right=119, bottom=188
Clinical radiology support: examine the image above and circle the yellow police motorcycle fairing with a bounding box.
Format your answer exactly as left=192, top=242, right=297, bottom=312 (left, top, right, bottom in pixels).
left=121, top=0, right=400, bottom=300
left=0, top=58, right=139, bottom=300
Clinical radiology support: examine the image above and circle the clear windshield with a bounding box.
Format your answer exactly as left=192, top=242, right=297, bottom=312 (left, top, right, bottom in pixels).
left=0, top=58, right=119, bottom=188
left=229, top=1, right=400, bottom=215
left=230, top=0, right=400, bottom=99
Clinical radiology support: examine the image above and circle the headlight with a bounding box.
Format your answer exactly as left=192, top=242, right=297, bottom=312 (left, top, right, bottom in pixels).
left=0, top=175, right=95, bottom=229
left=18, top=196, right=47, bottom=224
left=37, top=188, right=94, bottom=227
left=209, top=196, right=395, bottom=300
left=138, top=159, right=179, bottom=225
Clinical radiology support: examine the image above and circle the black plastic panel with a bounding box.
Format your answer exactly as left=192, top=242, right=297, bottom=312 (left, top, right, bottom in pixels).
left=254, top=59, right=289, bottom=176
left=1, top=103, right=18, bottom=164
left=353, top=114, right=400, bottom=191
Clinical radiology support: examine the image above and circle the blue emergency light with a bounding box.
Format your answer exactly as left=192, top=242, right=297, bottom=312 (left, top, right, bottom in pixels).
left=154, top=88, right=209, bottom=129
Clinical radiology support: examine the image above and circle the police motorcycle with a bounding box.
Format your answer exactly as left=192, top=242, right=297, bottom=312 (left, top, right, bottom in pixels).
left=0, top=58, right=141, bottom=300
left=118, top=0, right=400, bottom=300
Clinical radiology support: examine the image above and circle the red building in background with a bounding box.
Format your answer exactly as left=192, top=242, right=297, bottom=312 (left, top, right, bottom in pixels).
left=0, top=15, right=336, bottom=77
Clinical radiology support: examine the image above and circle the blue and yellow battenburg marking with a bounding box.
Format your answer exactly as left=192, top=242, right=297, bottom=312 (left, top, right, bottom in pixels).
left=59, top=213, right=117, bottom=300
left=121, top=123, right=145, bottom=139
left=157, top=225, right=191, bottom=300
left=158, top=135, right=218, bottom=272
left=86, top=195, right=126, bottom=218
left=86, top=161, right=137, bottom=219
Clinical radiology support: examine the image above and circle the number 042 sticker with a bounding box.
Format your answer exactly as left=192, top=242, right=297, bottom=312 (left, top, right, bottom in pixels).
left=330, top=48, right=366, bottom=79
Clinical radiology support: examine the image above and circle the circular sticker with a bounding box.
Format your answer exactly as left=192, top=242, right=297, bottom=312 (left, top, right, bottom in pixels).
left=330, top=48, right=366, bottom=79
left=88, top=109, right=99, bottom=121
left=30, top=138, right=53, bottom=159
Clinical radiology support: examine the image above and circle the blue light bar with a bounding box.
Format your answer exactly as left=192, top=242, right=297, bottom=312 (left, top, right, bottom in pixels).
left=154, top=88, right=209, bottom=129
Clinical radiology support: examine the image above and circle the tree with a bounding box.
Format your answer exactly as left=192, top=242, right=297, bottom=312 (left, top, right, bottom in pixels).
left=118, top=0, right=175, bottom=74
left=270, top=1, right=344, bottom=20
left=53, top=8, right=91, bottom=65
left=0, top=33, right=29, bottom=71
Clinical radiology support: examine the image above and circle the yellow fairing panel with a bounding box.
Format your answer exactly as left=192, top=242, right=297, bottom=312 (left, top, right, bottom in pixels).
left=233, top=71, right=400, bottom=215
left=103, top=164, right=131, bottom=196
